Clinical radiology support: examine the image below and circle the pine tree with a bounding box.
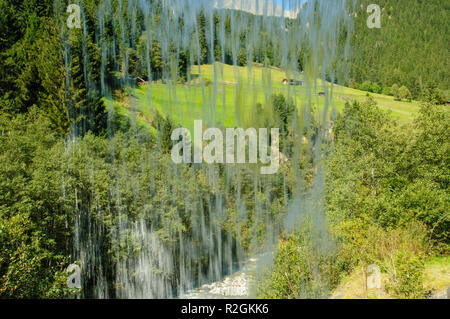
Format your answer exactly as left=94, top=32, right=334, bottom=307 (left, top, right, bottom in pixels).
left=67, top=29, right=106, bottom=136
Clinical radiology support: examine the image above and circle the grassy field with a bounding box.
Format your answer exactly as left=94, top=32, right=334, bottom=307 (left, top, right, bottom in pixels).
left=423, top=256, right=450, bottom=297
left=108, top=63, right=422, bottom=130
left=331, top=256, right=450, bottom=299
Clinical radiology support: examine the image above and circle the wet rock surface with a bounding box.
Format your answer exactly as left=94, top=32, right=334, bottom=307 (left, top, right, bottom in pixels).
left=181, top=257, right=259, bottom=299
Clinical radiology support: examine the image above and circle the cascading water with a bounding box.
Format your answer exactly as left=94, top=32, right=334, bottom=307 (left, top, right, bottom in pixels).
left=58, top=0, right=355, bottom=298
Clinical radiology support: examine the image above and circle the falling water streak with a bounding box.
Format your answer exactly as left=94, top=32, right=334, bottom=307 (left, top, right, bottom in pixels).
left=59, top=0, right=356, bottom=298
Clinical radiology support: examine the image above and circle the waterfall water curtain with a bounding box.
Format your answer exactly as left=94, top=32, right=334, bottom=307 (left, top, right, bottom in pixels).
left=56, top=0, right=355, bottom=298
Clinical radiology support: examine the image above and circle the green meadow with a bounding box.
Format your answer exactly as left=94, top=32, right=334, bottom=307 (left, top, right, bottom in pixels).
left=108, top=63, right=422, bottom=131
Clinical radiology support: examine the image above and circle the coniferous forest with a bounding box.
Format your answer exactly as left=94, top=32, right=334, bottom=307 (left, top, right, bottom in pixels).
left=0, top=0, right=448, bottom=300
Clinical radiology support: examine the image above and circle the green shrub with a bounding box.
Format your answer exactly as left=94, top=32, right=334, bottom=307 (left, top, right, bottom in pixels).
left=360, top=81, right=373, bottom=92
left=399, top=86, right=412, bottom=101
left=420, top=87, right=446, bottom=104
left=382, top=86, right=392, bottom=96
left=334, top=219, right=428, bottom=299
left=348, top=79, right=358, bottom=89
left=392, top=84, right=400, bottom=100
left=203, top=78, right=213, bottom=87
left=372, top=83, right=382, bottom=94
left=257, top=230, right=341, bottom=299
left=385, top=251, right=425, bottom=299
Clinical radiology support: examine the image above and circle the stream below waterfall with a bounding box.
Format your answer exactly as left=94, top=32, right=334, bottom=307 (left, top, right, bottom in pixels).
left=180, top=255, right=266, bottom=299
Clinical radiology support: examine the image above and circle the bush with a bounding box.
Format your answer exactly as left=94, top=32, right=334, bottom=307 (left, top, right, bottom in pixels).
left=349, top=79, right=358, bottom=89
left=382, top=86, right=392, bottom=96
left=334, top=219, right=428, bottom=299
left=359, top=81, right=373, bottom=92
left=270, top=94, right=296, bottom=153
left=203, top=78, right=213, bottom=87
left=371, top=83, right=382, bottom=94
left=392, top=84, right=400, bottom=100
left=399, top=86, right=412, bottom=101
left=257, top=230, right=342, bottom=299
left=420, top=87, right=446, bottom=104
left=357, top=81, right=382, bottom=94
left=237, top=48, right=247, bottom=66
left=385, top=251, right=425, bottom=299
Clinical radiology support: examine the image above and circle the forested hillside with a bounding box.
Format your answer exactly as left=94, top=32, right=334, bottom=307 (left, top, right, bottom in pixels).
left=350, top=0, right=449, bottom=100
left=0, top=0, right=106, bottom=135
left=1, top=0, right=448, bottom=124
